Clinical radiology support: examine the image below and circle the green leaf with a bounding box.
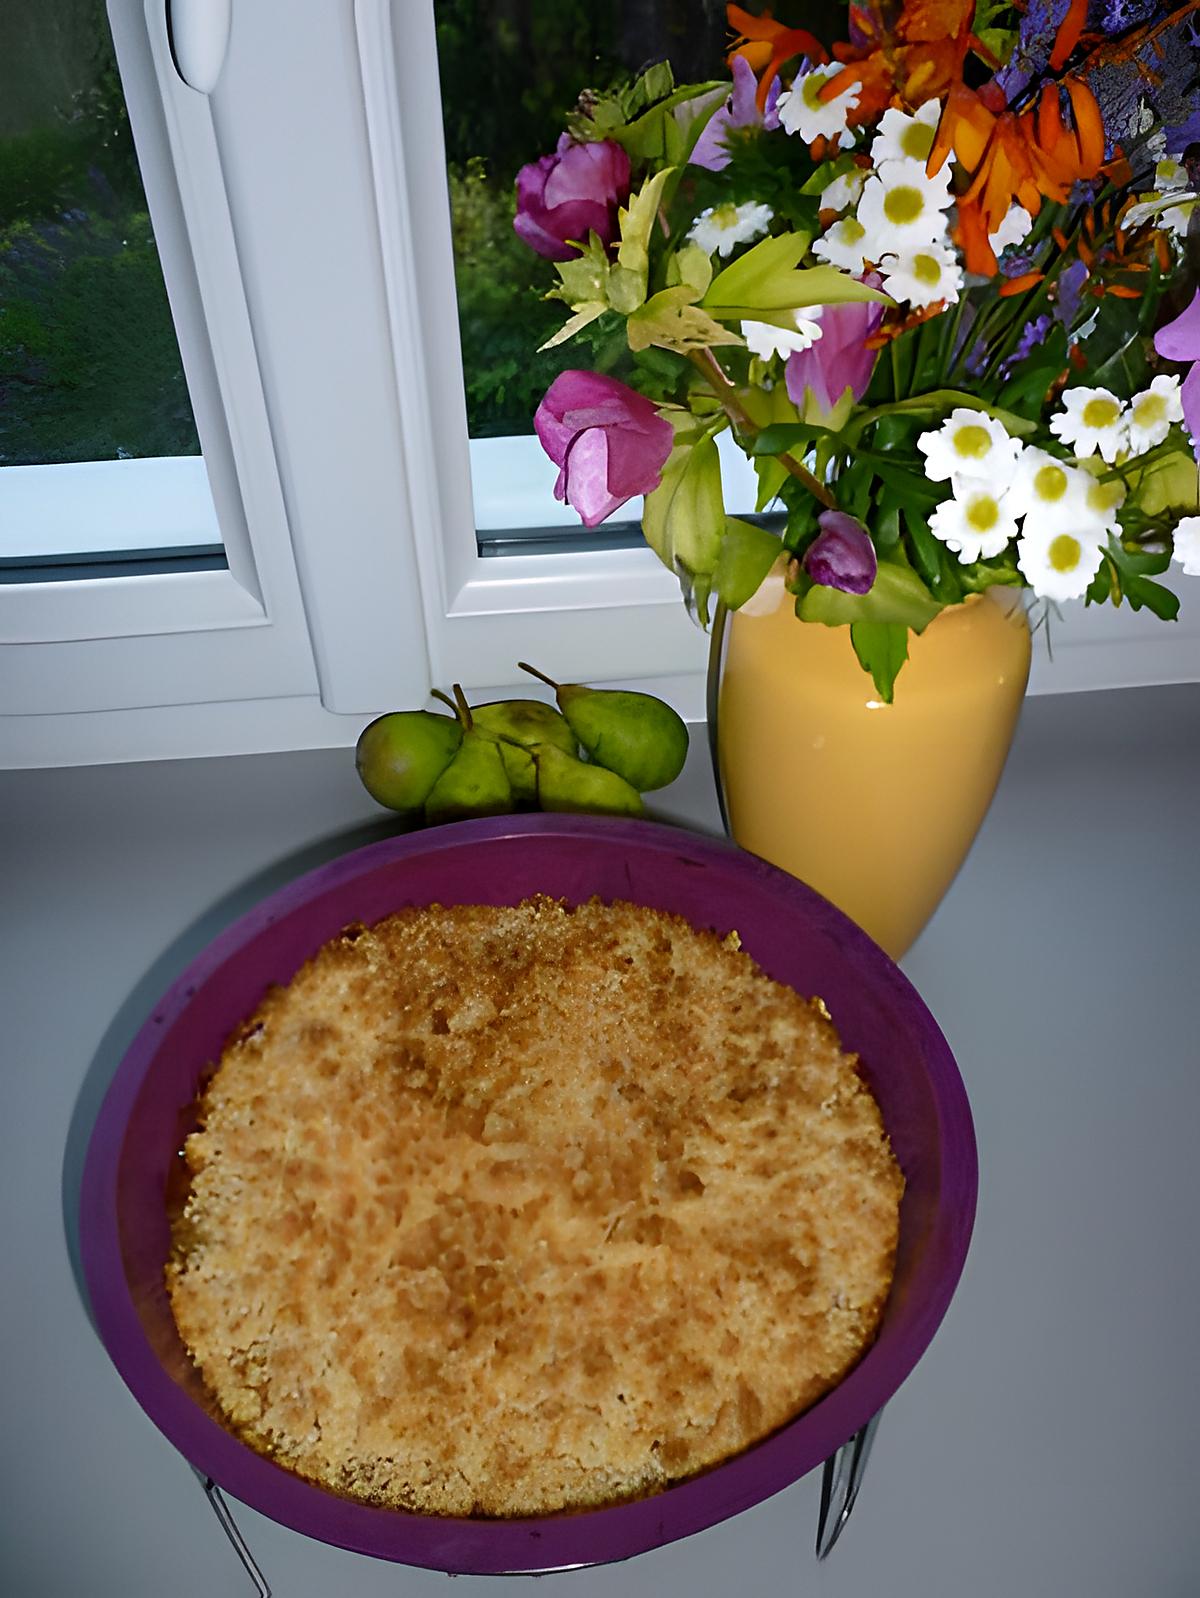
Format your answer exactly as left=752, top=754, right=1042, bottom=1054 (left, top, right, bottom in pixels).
left=627, top=287, right=743, bottom=353
left=539, top=302, right=608, bottom=350
left=1090, top=334, right=1149, bottom=399
left=1109, top=540, right=1172, bottom=577
left=798, top=558, right=942, bottom=631
left=629, top=60, right=674, bottom=112
left=849, top=390, right=1038, bottom=440
left=616, top=167, right=674, bottom=282
left=958, top=561, right=1023, bottom=593
left=713, top=518, right=784, bottom=608
left=1128, top=447, right=1200, bottom=517
left=868, top=458, right=942, bottom=510
left=800, top=153, right=859, bottom=198
left=704, top=239, right=889, bottom=315
left=666, top=241, right=714, bottom=297
left=547, top=233, right=611, bottom=309
left=874, top=497, right=901, bottom=551
left=901, top=508, right=965, bottom=604
left=749, top=421, right=835, bottom=455
left=616, top=84, right=724, bottom=162
left=1086, top=558, right=1114, bottom=606
left=849, top=621, right=910, bottom=703
left=836, top=458, right=874, bottom=521
left=1119, top=572, right=1180, bottom=620
left=754, top=454, right=790, bottom=511
left=641, top=430, right=726, bottom=579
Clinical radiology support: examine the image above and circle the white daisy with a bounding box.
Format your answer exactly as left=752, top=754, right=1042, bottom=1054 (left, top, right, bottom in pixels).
left=870, top=100, right=941, bottom=168
left=918, top=409, right=1022, bottom=487
left=687, top=201, right=774, bottom=258
left=1016, top=522, right=1105, bottom=600
left=811, top=216, right=869, bottom=273
left=1125, top=375, right=1185, bottom=455
left=819, top=164, right=867, bottom=214
left=1173, top=515, right=1200, bottom=577
left=928, top=485, right=1019, bottom=562
left=1048, top=386, right=1128, bottom=464
left=777, top=64, right=861, bottom=144
left=742, top=309, right=824, bottom=361
left=880, top=241, right=962, bottom=308
left=988, top=204, right=1033, bottom=256
left=1082, top=472, right=1126, bottom=532
left=1007, top=447, right=1097, bottom=523
left=856, top=157, right=954, bottom=253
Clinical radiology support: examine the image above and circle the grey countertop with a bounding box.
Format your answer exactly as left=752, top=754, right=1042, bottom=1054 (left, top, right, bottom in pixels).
left=3, top=683, right=1198, bottom=1598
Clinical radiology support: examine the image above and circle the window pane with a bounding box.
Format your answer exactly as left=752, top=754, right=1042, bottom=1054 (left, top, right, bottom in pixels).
left=433, top=0, right=736, bottom=542
left=0, top=1, right=218, bottom=568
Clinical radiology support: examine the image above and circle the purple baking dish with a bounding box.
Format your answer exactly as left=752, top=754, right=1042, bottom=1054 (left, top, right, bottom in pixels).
left=80, top=814, right=976, bottom=1575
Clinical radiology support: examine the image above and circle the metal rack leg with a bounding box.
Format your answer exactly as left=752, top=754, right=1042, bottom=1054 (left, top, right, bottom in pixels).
left=193, top=1469, right=272, bottom=1596
left=815, top=1409, right=883, bottom=1560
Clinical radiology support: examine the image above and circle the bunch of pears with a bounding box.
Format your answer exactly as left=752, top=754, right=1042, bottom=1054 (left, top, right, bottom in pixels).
left=355, top=663, right=689, bottom=824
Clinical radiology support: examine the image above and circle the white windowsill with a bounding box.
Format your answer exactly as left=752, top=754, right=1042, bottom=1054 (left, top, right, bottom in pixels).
left=0, top=457, right=221, bottom=562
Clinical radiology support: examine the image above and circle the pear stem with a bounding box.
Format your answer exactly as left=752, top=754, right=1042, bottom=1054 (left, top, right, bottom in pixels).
left=450, top=684, right=474, bottom=731
left=516, top=661, right=560, bottom=690
left=430, top=688, right=458, bottom=715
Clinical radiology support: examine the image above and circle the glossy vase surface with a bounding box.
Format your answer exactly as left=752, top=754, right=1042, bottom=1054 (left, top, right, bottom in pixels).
left=716, top=585, right=1031, bottom=959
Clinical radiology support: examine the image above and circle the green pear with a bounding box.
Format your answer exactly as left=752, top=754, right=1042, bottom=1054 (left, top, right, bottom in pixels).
left=519, top=664, right=688, bottom=792
left=355, top=711, right=462, bottom=813
left=471, top=699, right=576, bottom=756
left=424, top=731, right=514, bottom=824
left=494, top=739, right=537, bottom=805
left=470, top=698, right=576, bottom=805
left=533, top=743, right=644, bottom=818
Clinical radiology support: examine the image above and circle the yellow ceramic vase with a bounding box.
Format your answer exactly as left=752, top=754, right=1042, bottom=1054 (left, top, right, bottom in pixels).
left=715, top=584, right=1031, bottom=959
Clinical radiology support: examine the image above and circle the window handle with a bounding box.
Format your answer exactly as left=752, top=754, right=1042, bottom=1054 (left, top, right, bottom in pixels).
left=166, top=0, right=232, bottom=94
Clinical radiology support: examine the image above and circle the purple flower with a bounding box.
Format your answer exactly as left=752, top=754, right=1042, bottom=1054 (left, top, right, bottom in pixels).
left=964, top=338, right=990, bottom=379
left=535, top=370, right=674, bottom=527
left=1154, top=289, right=1200, bottom=456
left=514, top=136, right=631, bottom=261
left=1055, top=258, right=1089, bottom=327
left=689, top=55, right=781, bottom=172
left=784, top=292, right=884, bottom=417
left=1000, top=314, right=1053, bottom=378
left=1001, top=250, right=1036, bottom=279
left=1165, top=106, right=1200, bottom=157
left=804, top=511, right=877, bottom=594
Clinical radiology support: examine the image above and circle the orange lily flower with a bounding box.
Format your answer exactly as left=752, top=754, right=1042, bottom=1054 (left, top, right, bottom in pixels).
left=953, top=196, right=998, bottom=278
left=999, top=272, right=1045, bottom=297
left=1049, top=0, right=1089, bottom=69
left=928, top=77, right=1109, bottom=273
left=818, top=0, right=977, bottom=123
left=726, top=5, right=827, bottom=111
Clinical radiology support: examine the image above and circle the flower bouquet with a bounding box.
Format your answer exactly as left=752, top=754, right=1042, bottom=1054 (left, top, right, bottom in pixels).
left=513, top=0, right=1200, bottom=700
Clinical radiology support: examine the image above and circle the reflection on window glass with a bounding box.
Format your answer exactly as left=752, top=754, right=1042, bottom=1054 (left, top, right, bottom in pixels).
left=434, top=0, right=734, bottom=443
left=0, top=0, right=200, bottom=468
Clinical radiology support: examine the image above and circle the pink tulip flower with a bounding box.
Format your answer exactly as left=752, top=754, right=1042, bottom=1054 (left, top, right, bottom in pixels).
left=785, top=294, right=885, bottom=417
left=514, top=136, right=631, bottom=261
left=804, top=510, right=878, bottom=594
left=1154, top=289, right=1200, bottom=458
left=535, top=371, right=675, bottom=527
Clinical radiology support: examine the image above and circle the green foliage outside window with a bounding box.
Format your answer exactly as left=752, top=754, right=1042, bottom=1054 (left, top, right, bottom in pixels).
left=0, top=9, right=199, bottom=466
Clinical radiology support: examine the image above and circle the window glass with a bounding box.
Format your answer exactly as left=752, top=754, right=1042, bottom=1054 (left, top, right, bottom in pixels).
left=433, top=0, right=735, bottom=545
left=0, top=0, right=217, bottom=570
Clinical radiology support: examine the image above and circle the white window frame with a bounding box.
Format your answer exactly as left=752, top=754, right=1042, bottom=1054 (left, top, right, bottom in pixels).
left=1, top=0, right=1197, bottom=770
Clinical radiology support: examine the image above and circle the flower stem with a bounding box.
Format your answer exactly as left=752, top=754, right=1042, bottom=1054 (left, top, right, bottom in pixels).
left=688, top=349, right=836, bottom=509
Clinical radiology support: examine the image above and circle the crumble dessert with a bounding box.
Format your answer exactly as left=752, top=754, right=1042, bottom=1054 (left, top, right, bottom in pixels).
left=166, top=896, right=903, bottom=1516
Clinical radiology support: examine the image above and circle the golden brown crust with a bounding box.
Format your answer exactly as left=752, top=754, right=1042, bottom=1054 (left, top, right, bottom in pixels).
left=166, top=897, right=903, bottom=1517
